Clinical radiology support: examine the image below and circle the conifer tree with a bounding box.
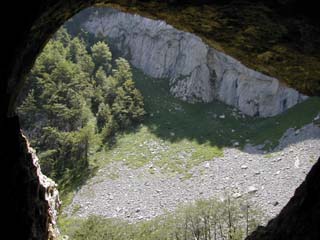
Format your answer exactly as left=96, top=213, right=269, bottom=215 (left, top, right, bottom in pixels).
left=112, top=57, right=133, bottom=85
left=91, top=41, right=112, bottom=73
left=18, top=26, right=145, bottom=191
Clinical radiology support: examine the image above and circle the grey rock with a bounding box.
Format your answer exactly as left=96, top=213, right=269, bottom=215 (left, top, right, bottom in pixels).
left=248, top=186, right=258, bottom=193
left=241, top=164, right=248, bottom=169
left=294, top=158, right=300, bottom=168
left=275, top=157, right=282, bottom=162
left=232, top=193, right=242, bottom=199
left=64, top=123, right=320, bottom=225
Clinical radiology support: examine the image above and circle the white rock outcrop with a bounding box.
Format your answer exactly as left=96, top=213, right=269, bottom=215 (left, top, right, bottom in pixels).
left=82, top=8, right=307, bottom=117
left=25, top=136, right=61, bottom=240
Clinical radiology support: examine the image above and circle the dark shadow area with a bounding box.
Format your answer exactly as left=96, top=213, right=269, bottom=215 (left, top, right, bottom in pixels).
left=132, top=67, right=320, bottom=153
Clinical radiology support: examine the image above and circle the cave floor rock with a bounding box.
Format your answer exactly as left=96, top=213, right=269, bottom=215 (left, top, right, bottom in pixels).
left=64, top=123, right=320, bottom=224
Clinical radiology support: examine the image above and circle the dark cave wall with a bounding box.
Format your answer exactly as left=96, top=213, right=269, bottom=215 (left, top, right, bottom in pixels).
left=3, top=117, right=60, bottom=239
left=1, top=0, right=319, bottom=239
left=247, top=157, right=320, bottom=240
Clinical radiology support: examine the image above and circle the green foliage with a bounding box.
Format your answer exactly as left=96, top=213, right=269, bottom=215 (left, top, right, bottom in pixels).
left=69, top=37, right=94, bottom=74
left=132, top=68, right=320, bottom=151
left=99, top=126, right=222, bottom=177
left=89, top=68, right=319, bottom=179
left=72, top=216, right=131, bottom=240
left=91, top=41, right=112, bottom=73
left=18, top=27, right=145, bottom=196
left=112, top=57, right=133, bottom=85
left=54, top=27, right=71, bottom=47
left=96, top=102, right=112, bottom=131
left=65, top=197, right=262, bottom=240
left=112, top=79, right=146, bottom=129
left=18, top=90, right=37, bottom=127
left=94, top=66, right=108, bottom=87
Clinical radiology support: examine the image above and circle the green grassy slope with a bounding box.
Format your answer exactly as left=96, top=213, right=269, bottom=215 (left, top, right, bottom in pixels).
left=133, top=68, right=320, bottom=150
left=90, top=68, right=320, bottom=178
left=59, top=67, right=319, bottom=238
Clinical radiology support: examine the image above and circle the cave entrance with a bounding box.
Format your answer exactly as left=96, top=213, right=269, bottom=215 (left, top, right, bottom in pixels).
left=14, top=3, right=319, bottom=240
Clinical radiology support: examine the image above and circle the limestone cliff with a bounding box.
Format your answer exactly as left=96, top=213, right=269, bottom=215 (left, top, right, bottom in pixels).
left=81, top=8, right=307, bottom=117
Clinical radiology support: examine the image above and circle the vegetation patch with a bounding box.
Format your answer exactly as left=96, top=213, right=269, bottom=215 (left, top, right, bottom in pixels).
left=98, top=126, right=223, bottom=177
left=90, top=67, right=320, bottom=180
left=18, top=27, right=145, bottom=200
left=60, top=196, right=263, bottom=240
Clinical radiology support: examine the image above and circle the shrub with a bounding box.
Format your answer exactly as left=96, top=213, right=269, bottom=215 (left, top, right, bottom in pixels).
left=70, top=197, right=262, bottom=240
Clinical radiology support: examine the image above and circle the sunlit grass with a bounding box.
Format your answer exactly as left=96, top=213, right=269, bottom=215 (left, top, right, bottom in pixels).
left=95, top=126, right=223, bottom=177
left=133, top=68, right=320, bottom=151
left=89, top=68, right=320, bottom=179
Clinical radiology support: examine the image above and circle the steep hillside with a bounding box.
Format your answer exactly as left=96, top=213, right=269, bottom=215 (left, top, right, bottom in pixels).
left=102, top=1, right=320, bottom=96
left=69, top=8, right=308, bottom=117
left=132, top=68, right=320, bottom=150
left=60, top=67, right=320, bottom=239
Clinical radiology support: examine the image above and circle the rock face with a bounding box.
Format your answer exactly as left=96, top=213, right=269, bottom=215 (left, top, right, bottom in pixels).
left=3, top=117, right=61, bottom=240
left=29, top=142, right=61, bottom=240
left=246, top=156, right=320, bottom=240
left=82, top=8, right=307, bottom=117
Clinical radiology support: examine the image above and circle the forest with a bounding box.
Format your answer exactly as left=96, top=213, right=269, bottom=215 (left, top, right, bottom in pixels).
left=18, top=28, right=145, bottom=194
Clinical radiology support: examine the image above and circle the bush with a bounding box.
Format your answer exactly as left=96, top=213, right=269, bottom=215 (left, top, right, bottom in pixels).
left=70, top=197, right=262, bottom=240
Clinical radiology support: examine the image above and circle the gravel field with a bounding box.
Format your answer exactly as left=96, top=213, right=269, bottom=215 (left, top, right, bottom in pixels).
left=65, top=123, right=320, bottom=224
